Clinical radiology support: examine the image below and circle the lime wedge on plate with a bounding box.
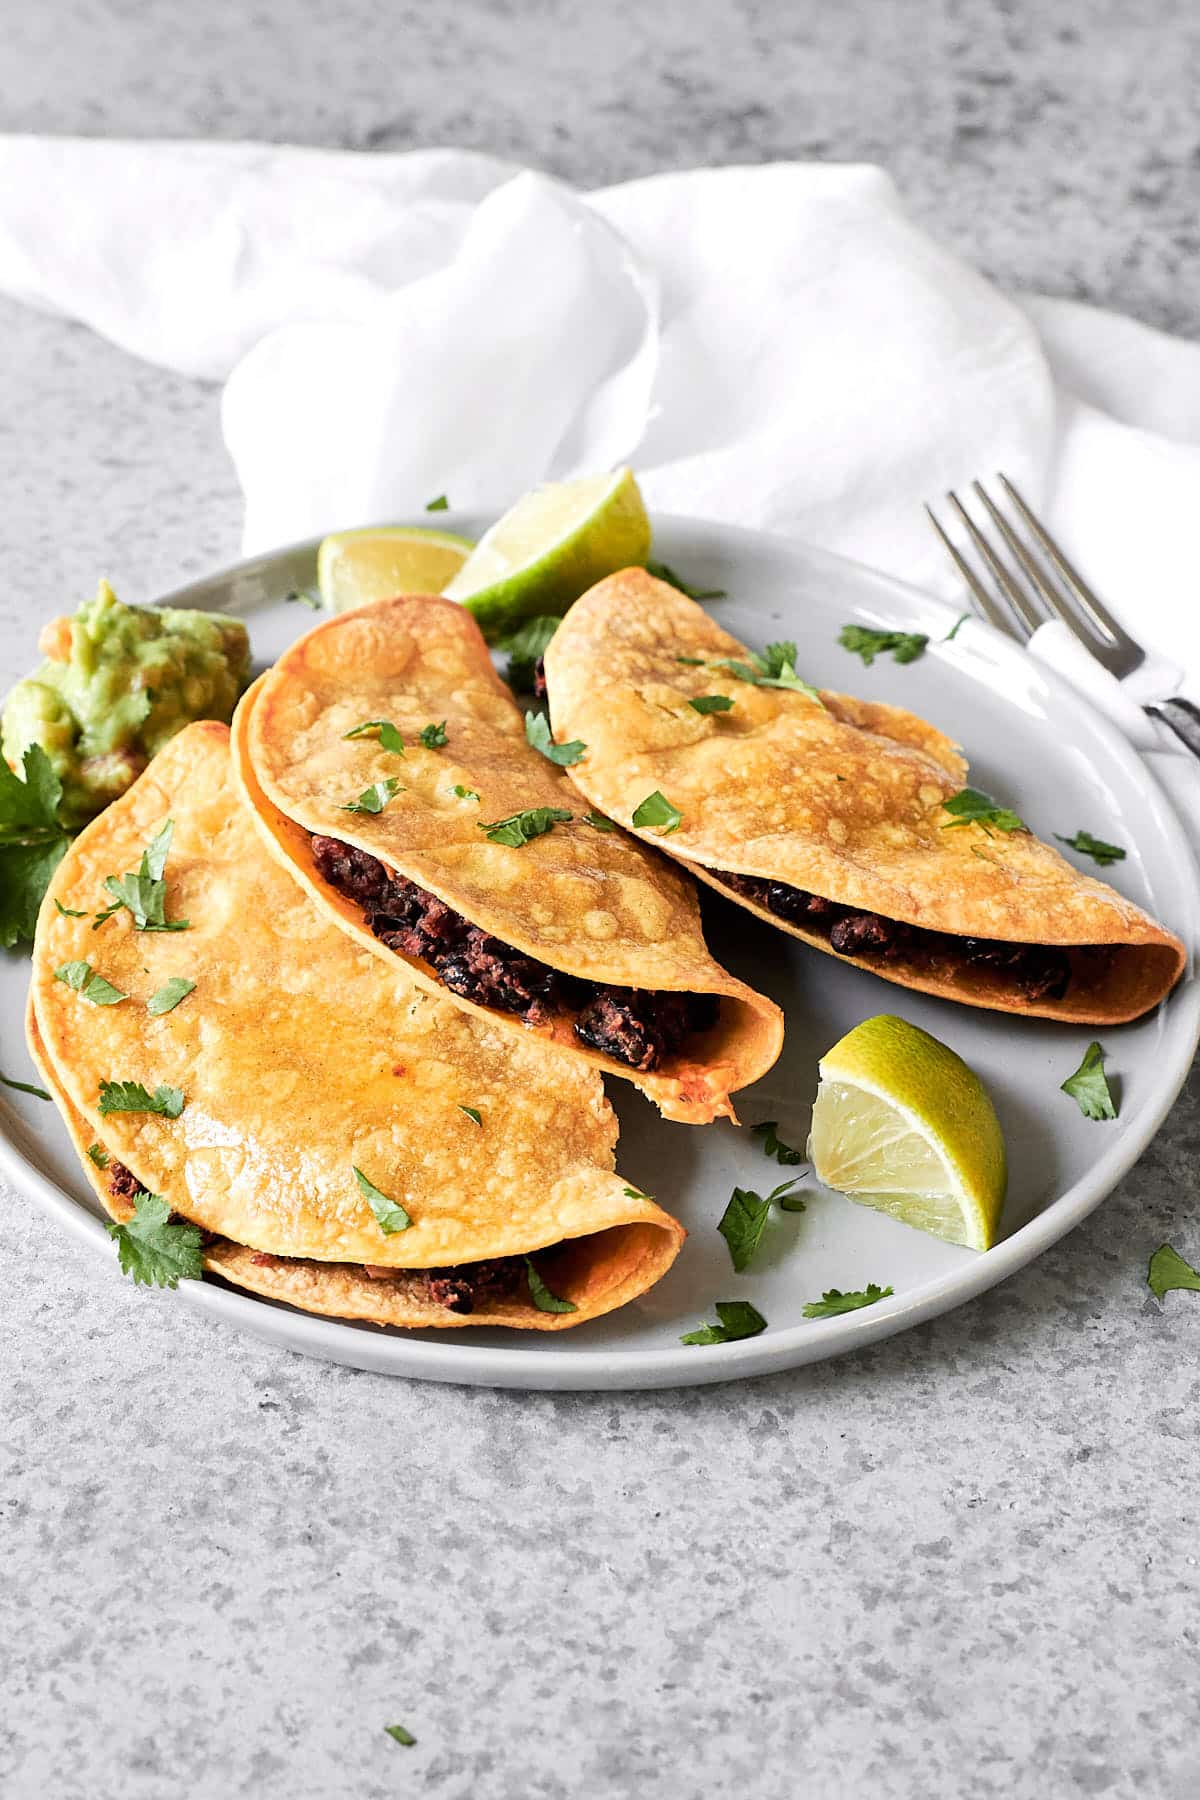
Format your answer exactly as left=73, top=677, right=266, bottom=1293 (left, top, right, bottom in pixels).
left=442, top=468, right=652, bottom=640
left=317, top=525, right=474, bottom=613
left=808, top=1014, right=1007, bottom=1250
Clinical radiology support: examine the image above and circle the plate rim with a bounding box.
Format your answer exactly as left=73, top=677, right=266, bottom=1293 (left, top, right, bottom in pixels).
left=4, top=514, right=1197, bottom=1390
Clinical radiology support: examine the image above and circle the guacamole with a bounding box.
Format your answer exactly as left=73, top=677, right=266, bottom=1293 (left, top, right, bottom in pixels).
left=1, top=581, right=250, bottom=827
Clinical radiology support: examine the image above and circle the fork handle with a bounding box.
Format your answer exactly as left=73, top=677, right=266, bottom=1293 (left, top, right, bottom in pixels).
left=1145, top=698, right=1200, bottom=762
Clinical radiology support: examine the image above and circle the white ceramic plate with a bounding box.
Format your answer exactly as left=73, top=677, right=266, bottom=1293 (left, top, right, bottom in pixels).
left=3, top=516, right=1197, bottom=1390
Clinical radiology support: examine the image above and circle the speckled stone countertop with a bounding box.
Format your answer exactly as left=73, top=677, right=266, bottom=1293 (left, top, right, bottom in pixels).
left=3, top=4, right=1200, bottom=1797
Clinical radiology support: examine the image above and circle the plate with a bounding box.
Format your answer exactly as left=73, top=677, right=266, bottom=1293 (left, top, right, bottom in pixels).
left=2, top=516, right=1197, bottom=1390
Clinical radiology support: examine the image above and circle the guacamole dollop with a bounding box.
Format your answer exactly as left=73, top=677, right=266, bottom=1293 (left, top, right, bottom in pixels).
left=1, top=581, right=250, bottom=827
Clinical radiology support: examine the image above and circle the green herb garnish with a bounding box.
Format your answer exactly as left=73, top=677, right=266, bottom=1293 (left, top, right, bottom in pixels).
left=940, top=787, right=1026, bottom=835
left=752, top=1120, right=806, bottom=1166
left=838, top=624, right=928, bottom=667
left=688, top=694, right=734, bottom=715
left=106, top=1189, right=204, bottom=1288
left=458, top=1105, right=482, bottom=1126
left=0, top=1071, right=51, bottom=1102
left=54, top=960, right=127, bottom=1006
left=944, top=612, right=971, bottom=642
left=147, top=976, right=196, bottom=1016
left=54, top=899, right=88, bottom=918
left=1054, top=830, right=1125, bottom=868
left=713, top=641, right=824, bottom=703
left=681, top=1300, right=768, bottom=1345
left=1147, top=1244, right=1200, bottom=1302
left=622, top=1184, right=653, bottom=1201
left=1061, top=1041, right=1116, bottom=1120
left=582, top=810, right=615, bottom=832
left=631, top=791, right=682, bottom=833
left=352, top=1165, right=412, bottom=1234
left=344, top=719, right=405, bottom=755
left=342, top=777, right=401, bottom=815
left=802, top=1284, right=893, bottom=1319
left=452, top=785, right=480, bottom=802
left=385, top=1724, right=418, bottom=1747
left=87, top=1143, right=110, bottom=1168
left=285, top=588, right=323, bottom=610
left=419, top=721, right=448, bottom=749
left=645, top=559, right=727, bottom=602
left=499, top=616, right=560, bottom=693
left=675, top=655, right=707, bottom=666
left=524, top=711, right=585, bottom=766
left=0, top=745, right=71, bottom=948
left=98, top=1079, right=185, bottom=1119
left=718, top=1177, right=805, bottom=1272
left=425, top=494, right=449, bottom=512
left=478, top=807, right=572, bottom=847
left=100, top=820, right=190, bottom=933
left=525, top=1257, right=577, bottom=1313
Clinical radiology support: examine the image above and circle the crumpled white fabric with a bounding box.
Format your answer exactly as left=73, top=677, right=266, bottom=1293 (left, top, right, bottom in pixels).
left=1, top=135, right=1198, bottom=823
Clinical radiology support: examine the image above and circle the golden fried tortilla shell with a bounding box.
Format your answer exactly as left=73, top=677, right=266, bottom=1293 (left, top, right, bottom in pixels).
left=233, top=595, right=782, bottom=1122
left=544, top=568, right=1184, bottom=1024
left=30, top=723, right=684, bottom=1329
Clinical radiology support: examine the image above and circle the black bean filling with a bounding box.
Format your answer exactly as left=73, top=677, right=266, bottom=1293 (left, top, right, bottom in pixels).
left=718, top=872, right=1072, bottom=1003
left=310, top=834, right=720, bottom=1071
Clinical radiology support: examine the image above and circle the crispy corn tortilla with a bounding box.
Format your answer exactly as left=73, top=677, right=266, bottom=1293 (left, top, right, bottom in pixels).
left=232, top=594, right=782, bottom=1123
left=544, top=569, right=1185, bottom=1024
left=29, top=722, right=684, bottom=1330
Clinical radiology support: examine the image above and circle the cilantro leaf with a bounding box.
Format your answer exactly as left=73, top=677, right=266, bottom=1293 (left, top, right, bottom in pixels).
left=0, top=745, right=71, bottom=947
left=101, top=820, right=190, bottom=933
left=718, top=1188, right=772, bottom=1273
left=342, top=777, right=401, bottom=815
left=147, top=976, right=195, bottom=1016
left=644, top=559, right=727, bottom=602
left=1061, top=1041, right=1117, bottom=1120
left=631, top=791, right=682, bottom=833
left=54, top=899, right=87, bottom=918
left=803, top=1284, right=893, bottom=1318
left=1054, top=830, right=1125, bottom=868
left=352, top=1165, right=412, bottom=1234
left=458, top=1105, right=482, bottom=1126
left=419, top=721, right=448, bottom=749
left=622, top=1184, right=653, bottom=1201
left=452, top=785, right=480, bottom=802
left=688, top=694, right=733, bottom=715
left=712, top=644, right=824, bottom=704
left=941, top=787, right=1026, bottom=835
left=344, top=719, right=405, bottom=755
left=105, top=1189, right=204, bottom=1288
left=582, top=810, right=614, bottom=832
left=752, top=1120, right=806, bottom=1166
left=838, top=624, right=928, bottom=667
left=97, top=1079, right=185, bottom=1118
left=87, top=1143, right=110, bottom=1167
left=675, top=656, right=707, bottom=666
left=285, top=588, right=323, bottom=610
left=54, top=961, right=127, bottom=1006
left=944, top=612, right=971, bottom=642
left=385, top=1724, right=417, bottom=1747
left=425, top=494, right=449, bottom=512
left=776, top=1186, right=808, bottom=1213
left=711, top=658, right=767, bottom=685
left=478, top=807, right=572, bottom=847
left=499, top=616, right=560, bottom=693
left=524, top=711, right=586, bottom=766
left=0, top=1071, right=51, bottom=1101
left=525, top=1257, right=577, bottom=1313
left=681, top=1300, right=767, bottom=1345
left=1147, top=1243, right=1200, bottom=1302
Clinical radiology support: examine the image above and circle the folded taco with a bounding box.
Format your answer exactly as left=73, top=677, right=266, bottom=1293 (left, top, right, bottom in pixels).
left=232, top=595, right=782, bottom=1124
left=543, top=569, right=1185, bottom=1024
left=29, top=722, right=684, bottom=1330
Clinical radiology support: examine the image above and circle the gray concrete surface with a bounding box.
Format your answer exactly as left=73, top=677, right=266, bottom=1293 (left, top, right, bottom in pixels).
left=3, top=3, right=1200, bottom=1796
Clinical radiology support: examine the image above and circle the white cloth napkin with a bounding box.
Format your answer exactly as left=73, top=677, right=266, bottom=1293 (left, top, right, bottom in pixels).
left=2, top=136, right=1198, bottom=823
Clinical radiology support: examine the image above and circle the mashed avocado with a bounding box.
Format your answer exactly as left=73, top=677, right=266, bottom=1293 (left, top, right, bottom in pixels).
left=2, top=581, right=250, bottom=827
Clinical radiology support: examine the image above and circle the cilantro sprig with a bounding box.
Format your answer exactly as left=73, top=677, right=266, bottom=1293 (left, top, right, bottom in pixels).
left=752, top=1120, right=806, bottom=1166
left=632, top=791, right=682, bottom=834
left=1147, top=1244, right=1200, bottom=1302
left=499, top=616, right=560, bottom=693
left=525, top=1257, right=577, bottom=1313
left=940, top=788, right=1026, bottom=835
left=353, top=1166, right=412, bottom=1235
left=344, top=719, right=405, bottom=755
left=106, top=1189, right=204, bottom=1288
left=645, top=559, right=727, bottom=602
left=802, top=1284, right=893, bottom=1319
left=711, top=641, right=824, bottom=704
left=54, top=961, right=127, bottom=1006
left=98, top=1079, right=185, bottom=1119
left=681, top=1300, right=767, bottom=1346
left=478, top=807, right=572, bottom=847
left=419, top=721, right=448, bottom=749
left=1061, top=1041, right=1117, bottom=1120
left=147, top=976, right=195, bottom=1016
left=838, top=624, right=928, bottom=667
left=688, top=694, right=733, bottom=715
left=0, top=744, right=71, bottom=947
left=1054, top=830, right=1125, bottom=868
left=99, top=820, right=190, bottom=932
left=582, top=810, right=614, bottom=832
left=524, top=711, right=586, bottom=766
left=343, top=777, right=401, bottom=815
left=718, top=1177, right=805, bottom=1273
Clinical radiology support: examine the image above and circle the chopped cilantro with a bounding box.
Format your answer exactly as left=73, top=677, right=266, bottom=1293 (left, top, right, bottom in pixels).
left=499, top=616, right=560, bottom=693
left=284, top=588, right=323, bottom=610
left=147, top=976, right=196, bottom=1016
left=1147, top=1244, right=1200, bottom=1302
left=675, top=655, right=707, bottom=666
left=631, top=791, right=682, bottom=833
left=459, top=1105, right=482, bottom=1126
left=54, top=961, right=127, bottom=1006
left=718, top=1177, right=805, bottom=1271
left=452, top=785, right=480, bottom=802
left=752, top=1120, right=806, bottom=1166
left=777, top=1188, right=808, bottom=1214
left=688, top=694, right=734, bottom=715
left=802, top=1284, right=893, bottom=1318
left=0, top=1071, right=51, bottom=1101
left=385, top=1724, right=417, bottom=1747
left=478, top=807, right=572, bottom=847
left=106, top=1189, right=204, bottom=1288
left=524, top=711, right=586, bottom=766
left=1054, top=830, right=1125, bottom=868
left=352, top=1165, right=412, bottom=1234
left=419, top=721, right=448, bottom=749
left=944, top=612, right=971, bottom=642
left=87, top=1143, right=110, bottom=1168
left=681, top=1300, right=767, bottom=1345
left=644, top=559, right=727, bottom=602
left=838, top=624, right=928, bottom=667
left=100, top=820, right=190, bottom=933
left=940, top=787, right=1026, bottom=835
left=425, top=494, right=449, bottom=512
left=0, top=744, right=71, bottom=948
left=343, top=777, right=401, bottom=815
left=1061, top=1041, right=1116, bottom=1120
left=622, top=1184, right=653, bottom=1201
left=54, top=899, right=87, bottom=918
left=344, top=719, right=405, bottom=755
left=582, top=810, right=615, bottom=832
left=713, top=642, right=824, bottom=703
left=98, top=1079, right=185, bottom=1119
left=525, top=1257, right=577, bottom=1313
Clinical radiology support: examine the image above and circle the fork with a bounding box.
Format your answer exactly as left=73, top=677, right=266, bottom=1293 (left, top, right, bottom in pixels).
left=925, top=473, right=1200, bottom=761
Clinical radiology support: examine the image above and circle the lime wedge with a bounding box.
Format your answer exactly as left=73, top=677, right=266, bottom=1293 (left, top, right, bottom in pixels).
left=317, top=525, right=474, bottom=613
left=808, top=1014, right=1007, bottom=1251
left=442, top=469, right=652, bottom=640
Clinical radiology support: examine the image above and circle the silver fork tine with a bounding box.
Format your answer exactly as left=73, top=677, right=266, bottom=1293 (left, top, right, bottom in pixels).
left=946, top=488, right=1044, bottom=638
left=971, top=479, right=1077, bottom=623
left=997, top=474, right=1134, bottom=652
left=922, top=504, right=1012, bottom=633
